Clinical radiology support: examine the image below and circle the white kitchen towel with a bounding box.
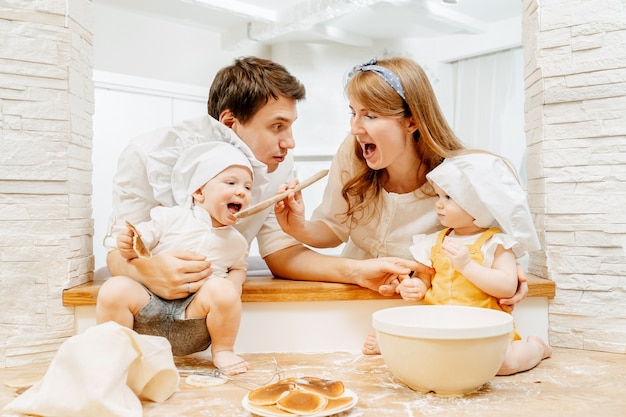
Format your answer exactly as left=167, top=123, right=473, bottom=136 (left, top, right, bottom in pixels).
left=3, top=321, right=179, bottom=417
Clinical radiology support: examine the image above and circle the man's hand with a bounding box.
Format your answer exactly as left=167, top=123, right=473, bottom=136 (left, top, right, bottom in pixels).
left=499, top=264, right=528, bottom=313
left=109, top=250, right=212, bottom=300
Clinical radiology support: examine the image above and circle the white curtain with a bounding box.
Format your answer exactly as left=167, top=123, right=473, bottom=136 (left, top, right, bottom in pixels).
left=451, top=48, right=526, bottom=184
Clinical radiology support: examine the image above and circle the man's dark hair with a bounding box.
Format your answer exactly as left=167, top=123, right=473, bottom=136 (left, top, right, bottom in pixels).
left=207, top=56, right=306, bottom=124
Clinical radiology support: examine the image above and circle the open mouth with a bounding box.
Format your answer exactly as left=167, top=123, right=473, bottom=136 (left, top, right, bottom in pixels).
left=227, top=203, right=242, bottom=214
left=363, top=143, right=376, bottom=158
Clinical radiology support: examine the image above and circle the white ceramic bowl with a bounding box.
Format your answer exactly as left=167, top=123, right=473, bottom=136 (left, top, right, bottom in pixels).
left=372, top=305, right=513, bottom=396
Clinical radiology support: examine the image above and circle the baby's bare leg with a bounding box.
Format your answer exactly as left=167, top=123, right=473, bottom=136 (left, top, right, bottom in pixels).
left=186, top=279, right=248, bottom=374
left=497, top=336, right=553, bottom=376
left=96, top=275, right=150, bottom=328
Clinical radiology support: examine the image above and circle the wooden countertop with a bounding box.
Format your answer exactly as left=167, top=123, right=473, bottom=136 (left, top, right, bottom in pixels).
left=63, top=274, right=555, bottom=307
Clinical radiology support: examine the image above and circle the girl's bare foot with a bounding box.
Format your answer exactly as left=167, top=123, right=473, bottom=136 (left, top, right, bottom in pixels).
left=213, top=351, right=248, bottom=375
left=362, top=332, right=381, bottom=355
left=528, top=335, right=553, bottom=359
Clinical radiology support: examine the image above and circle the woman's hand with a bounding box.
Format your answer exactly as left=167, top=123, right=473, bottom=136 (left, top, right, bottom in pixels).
left=274, top=179, right=307, bottom=237
left=349, top=257, right=424, bottom=295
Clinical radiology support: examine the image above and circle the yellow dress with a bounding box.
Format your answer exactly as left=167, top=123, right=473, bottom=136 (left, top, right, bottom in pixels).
left=424, top=227, right=521, bottom=340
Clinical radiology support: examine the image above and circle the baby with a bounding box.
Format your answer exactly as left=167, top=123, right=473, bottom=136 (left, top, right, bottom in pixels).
left=397, top=152, right=552, bottom=375
left=97, top=142, right=254, bottom=374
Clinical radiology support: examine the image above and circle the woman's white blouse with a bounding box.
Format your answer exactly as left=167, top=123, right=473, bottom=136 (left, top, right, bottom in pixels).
left=310, top=136, right=440, bottom=261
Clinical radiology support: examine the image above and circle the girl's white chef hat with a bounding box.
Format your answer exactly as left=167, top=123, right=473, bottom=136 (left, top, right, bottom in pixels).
left=427, top=152, right=541, bottom=255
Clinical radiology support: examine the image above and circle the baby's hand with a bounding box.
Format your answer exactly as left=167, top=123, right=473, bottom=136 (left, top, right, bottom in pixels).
left=441, top=240, right=471, bottom=271
left=117, top=228, right=137, bottom=260
left=396, top=278, right=427, bottom=302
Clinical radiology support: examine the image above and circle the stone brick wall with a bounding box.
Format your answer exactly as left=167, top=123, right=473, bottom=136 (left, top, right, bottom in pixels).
left=523, top=0, right=626, bottom=353
left=0, top=1, right=94, bottom=367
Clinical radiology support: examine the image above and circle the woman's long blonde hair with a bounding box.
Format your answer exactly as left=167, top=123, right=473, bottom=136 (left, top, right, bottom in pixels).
left=343, top=56, right=465, bottom=224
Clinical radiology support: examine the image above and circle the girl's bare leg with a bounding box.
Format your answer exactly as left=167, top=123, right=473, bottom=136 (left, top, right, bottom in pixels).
left=498, top=336, right=552, bottom=376
left=362, top=332, right=381, bottom=355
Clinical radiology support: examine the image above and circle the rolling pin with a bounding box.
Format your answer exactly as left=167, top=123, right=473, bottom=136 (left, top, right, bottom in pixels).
left=234, top=169, right=329, bottom=219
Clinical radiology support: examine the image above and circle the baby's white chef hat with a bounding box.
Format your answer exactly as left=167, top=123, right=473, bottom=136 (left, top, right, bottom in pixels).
left=426, top=152, right=541, bottom=255
left=171, top=142, right=253, bottom=207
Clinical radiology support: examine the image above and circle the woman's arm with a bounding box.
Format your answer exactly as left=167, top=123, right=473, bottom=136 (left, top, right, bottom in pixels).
left=264, top=244, right=419, bottom=294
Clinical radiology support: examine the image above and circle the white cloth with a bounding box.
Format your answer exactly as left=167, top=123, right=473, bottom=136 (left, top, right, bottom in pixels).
left=104, top=115, right=299, bottom=257
left=410, top=229, right=520, bottom=267
left=134, top=205, right=248, bottom=277
left=166, top=141, right=255, bottom=208
left=3, top=322, right=179, bottom=417
left=426, top=153, right=540, bottom=256
left=310, top=135, right=440, bottom=260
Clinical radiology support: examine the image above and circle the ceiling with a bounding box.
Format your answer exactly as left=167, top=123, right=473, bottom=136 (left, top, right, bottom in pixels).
left=98, top=0, right=521, bottom=49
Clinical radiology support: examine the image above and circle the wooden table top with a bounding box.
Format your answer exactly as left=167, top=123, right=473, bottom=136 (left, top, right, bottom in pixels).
left=1, top=348, right=624, bottom=417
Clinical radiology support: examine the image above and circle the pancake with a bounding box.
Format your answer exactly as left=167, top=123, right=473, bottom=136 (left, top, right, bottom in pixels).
left=125, top=220, right=152, bottom=258
left=275, top=390, right=328, bottom=415
left=247, top=381, right=296, bottom=406
left=291, top=376, right=345, bottom=399
left=246, top=403, right=294, bottom=416
left=323, top=395, right=355, bottom=412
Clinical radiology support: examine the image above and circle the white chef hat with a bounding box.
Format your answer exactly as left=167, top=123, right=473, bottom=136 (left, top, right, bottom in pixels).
left=171, top=142, right=253, bottom=207
left=426, top=152, right=541, bottom=256
left=146, top=115, right=269, bottom=208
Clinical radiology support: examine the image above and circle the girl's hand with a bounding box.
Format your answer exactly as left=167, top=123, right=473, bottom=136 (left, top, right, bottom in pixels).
left=396, top=278, right=427, bottom=302
left=441, top=240, right=471, bottom=271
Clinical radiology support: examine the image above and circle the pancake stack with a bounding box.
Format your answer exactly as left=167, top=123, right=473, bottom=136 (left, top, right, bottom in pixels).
left=247, top=376, right=354, bottom=415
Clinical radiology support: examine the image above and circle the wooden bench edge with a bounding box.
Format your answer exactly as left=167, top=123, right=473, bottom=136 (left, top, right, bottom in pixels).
left=63, top=274, right=555, bottom=307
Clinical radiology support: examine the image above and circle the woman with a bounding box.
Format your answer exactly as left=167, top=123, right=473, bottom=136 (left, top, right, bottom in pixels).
left=274, top=56, right=529, bottom=353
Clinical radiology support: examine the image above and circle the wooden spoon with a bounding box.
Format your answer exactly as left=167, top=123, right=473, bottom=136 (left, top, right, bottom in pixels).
left=234, top=169, right=329, bottom=219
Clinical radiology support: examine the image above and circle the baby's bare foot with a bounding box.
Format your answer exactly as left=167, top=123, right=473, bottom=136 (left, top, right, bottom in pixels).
left=213, top=351, right=248, bottom=375
left=362, top=332, right=381, bottom=355
left=528, top=335, right=553, bottom=359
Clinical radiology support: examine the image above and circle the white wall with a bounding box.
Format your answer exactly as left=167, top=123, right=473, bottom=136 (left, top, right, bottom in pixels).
left=94, top=1, right=268, bottom=86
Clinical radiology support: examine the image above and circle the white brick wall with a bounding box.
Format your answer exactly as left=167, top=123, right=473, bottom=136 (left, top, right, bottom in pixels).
left=0, top=1, right=94, bottom=367
left=523, top=0, right=626, bottom=354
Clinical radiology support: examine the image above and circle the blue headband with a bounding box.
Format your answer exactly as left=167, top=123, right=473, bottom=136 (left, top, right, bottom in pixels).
left=350, top=57, right=406, bottom=101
